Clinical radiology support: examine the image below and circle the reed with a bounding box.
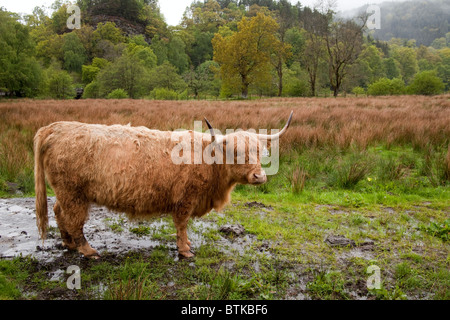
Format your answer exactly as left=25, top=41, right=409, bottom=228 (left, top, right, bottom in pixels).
left=0, top=95, right=449, bottom=192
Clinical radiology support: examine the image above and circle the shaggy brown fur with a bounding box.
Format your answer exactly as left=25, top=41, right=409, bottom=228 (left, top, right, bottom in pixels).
left=34, top=118, right=290, bottom=258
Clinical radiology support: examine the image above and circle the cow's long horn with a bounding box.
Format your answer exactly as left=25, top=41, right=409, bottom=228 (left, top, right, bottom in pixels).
left=257, top=111, right=293, bottom=140
left=204, top=117, right=216, bottom=143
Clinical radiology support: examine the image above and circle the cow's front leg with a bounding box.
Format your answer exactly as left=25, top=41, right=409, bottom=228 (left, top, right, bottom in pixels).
left=172, top=212, right=194, bottom=258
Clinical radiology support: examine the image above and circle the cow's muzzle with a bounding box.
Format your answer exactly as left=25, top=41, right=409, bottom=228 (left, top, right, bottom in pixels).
left=249, top=170, right=267, bottom=185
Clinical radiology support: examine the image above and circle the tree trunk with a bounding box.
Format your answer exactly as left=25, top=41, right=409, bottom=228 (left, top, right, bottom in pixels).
left=277, top=60, right=283, bottom=97
left=241, top=74, right=249, bottom=99
left=333, top=86, right=338, bottom=97
left=242, top=85, right=249, bottom=99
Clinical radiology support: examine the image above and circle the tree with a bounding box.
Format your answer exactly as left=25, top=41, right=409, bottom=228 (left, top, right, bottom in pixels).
left=270, top=0, right=298, bottom=96
left=127, top=44, right=157, bottom=69
left=50, top=1, right=71, bottom=34
left=188, top=30, right=214, bottom=67
left=96, top=52, right=150, bottom=98
left=167, top=36, right=190, bottom=74
left=383, top=57, right=401, bottom=79
left=184, top=66, right=209, bottom=99
left=359, top=45, right=385, bottom=83
left=436, top=48, right=450, bottom=90
left=407, top=70, right=444, bottom=95
left=367, top=78, right=405, bottom=96
left=148, top=61, right=187, bottom=92
left=392, top=46, right=418, bottom=84
left=323, top=17, right=366, bottom=97
left=0, top=9, right=44, bottom=97
left=298, top=7, right=329, bottom=96
left=212, top=12, right=281, bottom=98
left=301, top=30, right=325, bottom=96
left=81, top=57, right=109, bottom=84
left=93, top=22, right=125, bottom=45
left=150, top=35, right=168, bottom=65
left=63, top=32, right=87, bottom=73
left=47, top=64, right=75, bottom=99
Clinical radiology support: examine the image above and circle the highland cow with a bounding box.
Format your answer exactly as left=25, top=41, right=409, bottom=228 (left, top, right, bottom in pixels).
left=34, top=112, right=292, bottom=258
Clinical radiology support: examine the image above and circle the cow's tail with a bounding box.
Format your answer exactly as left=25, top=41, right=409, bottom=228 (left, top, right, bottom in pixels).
left=34, top=129, right=48, bottom=240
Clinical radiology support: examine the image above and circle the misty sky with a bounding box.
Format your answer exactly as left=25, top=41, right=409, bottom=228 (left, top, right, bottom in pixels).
left=1, top=0, right=406, bottom=26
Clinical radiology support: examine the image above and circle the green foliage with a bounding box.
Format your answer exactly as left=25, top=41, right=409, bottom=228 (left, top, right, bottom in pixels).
left=327, top=151, right=372, bottom=189
left=0, top=0, right=448, bottom=101
left=352, top=86, right=366, bottom=96
left=0, top=10, right=44, bottom=97
left=150, top=35, right=168, bottom=66
left=407, top=70, right=445, bottom=95
left=82, top=65, right=101, bottom=84
left=82, top=58, right=110, bottom=84
left=167, top=36, right=190, bottom=74
left=63, top=32, right=87, bottom=73
left=107, top=88, right=129, bottom=99
left=149, top=88, right=179, bottom=100
left=128, top=45, right=157, bottom=70
left=82, top=81, right=100, bottom=99
left=383, top=57, right=401, bottom=80
left=367, top=78, right=406, bottom=96
left=419, top=219, right=450, bottom=242
left=46, top=64, right=75, bottom=99
left=212, top=12, right=282, bottom=98
left=97, top=52, right=150, bottom=98
left=129, top=225, right=151, bottom=236
left=371, top=0, right=448, bottom=47
left=420, top=147, right=450, bottom=186
left=392, top=46, right=418, bottom=84
left=188, top=30, right=214, bottom=67
left=93, top=22, right=125, bottom=45
left=306, top=270, right=349, bottom=299
left=148, top=61, right=187, bottom=92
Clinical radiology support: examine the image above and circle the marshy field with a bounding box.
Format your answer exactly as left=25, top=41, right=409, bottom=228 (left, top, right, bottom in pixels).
left=0, top=96, right=449, bottom=300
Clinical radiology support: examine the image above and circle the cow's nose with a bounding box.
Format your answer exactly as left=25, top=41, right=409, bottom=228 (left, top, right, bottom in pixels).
left=253, top=172, right=267, bottom=184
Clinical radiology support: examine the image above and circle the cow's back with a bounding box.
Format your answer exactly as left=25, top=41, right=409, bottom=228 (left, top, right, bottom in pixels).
left=39, top=122, right=199, bottom=218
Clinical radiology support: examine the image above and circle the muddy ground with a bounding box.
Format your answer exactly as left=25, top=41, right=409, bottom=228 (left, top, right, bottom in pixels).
left=0, top=197, right=264, bottom=262
left=1, top=197, right=447, bottom=300
left=0, top=197, right=284, bottom=300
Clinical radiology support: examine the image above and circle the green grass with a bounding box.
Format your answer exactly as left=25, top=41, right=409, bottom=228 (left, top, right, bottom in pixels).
left=0, top=145, right=448, bottom=300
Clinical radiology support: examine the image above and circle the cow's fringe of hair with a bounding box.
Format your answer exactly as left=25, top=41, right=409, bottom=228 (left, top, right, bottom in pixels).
left=34, top=129, right=48, bottom=240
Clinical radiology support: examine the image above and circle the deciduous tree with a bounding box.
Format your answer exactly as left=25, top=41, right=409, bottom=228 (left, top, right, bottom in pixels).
left=212, top=12, right=281, bottom=98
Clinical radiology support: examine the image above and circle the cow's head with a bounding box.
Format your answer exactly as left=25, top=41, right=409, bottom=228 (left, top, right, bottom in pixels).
left=204, top=111, right=293, bottom=185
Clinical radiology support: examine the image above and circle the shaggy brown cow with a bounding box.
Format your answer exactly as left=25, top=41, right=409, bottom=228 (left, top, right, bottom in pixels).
left=34, top=112, right=293, bottom=258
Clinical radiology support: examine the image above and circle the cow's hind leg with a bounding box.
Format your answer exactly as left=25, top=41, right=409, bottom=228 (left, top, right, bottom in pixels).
left=57, top=195, right=99, bottom=259
left=54, top=201, right=76, bottom=250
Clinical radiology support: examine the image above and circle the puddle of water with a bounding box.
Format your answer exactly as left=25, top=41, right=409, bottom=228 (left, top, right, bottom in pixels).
left=0, top=197, right=274, bottom=263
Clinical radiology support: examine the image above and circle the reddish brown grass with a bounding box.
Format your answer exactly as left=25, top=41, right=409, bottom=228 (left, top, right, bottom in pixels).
left=0, top=96, right=449, bottom=177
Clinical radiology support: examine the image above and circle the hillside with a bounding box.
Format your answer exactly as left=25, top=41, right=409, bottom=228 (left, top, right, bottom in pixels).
left=342, top=0, right=449, bottom=46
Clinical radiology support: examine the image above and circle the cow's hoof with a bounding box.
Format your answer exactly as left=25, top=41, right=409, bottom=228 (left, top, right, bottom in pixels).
left=178, top=250, right=195, bottom=259
left=86, top=253, right=101, bottom=260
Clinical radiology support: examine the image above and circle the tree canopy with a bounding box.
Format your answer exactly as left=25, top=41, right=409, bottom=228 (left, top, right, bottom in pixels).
left=0, top=0, right=448, bottom=99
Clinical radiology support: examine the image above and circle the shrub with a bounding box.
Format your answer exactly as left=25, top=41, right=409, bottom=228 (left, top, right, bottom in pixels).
left=150, top=88, right=179, bottom=100
left=47, top=69, right=75, bottom=99
left=328, top=152, right=372, bottom=189
left=407, top=70, right=445, bottom=95
left=288, top=167, right=308, bottom=194
left=352, top=86, right=366, bottom=96
left=420, top=146, right=450, bottom=186
left=378, top=155, right=407, bottom=181
left=82, top=81, right=100, bottom=99
left=367, top=78, right=405, bottom=96
left=107, top=88, right=129, bottom=99
left=284, top=78, right=310, bottom=97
